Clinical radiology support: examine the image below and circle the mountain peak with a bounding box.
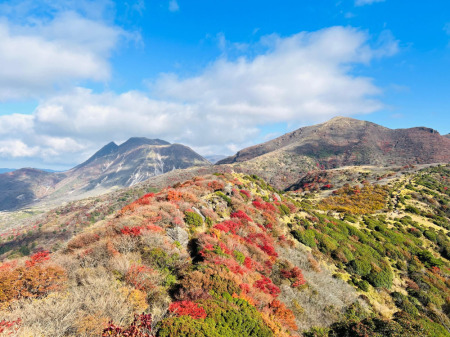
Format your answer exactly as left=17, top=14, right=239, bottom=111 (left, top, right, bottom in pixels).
left=119, top=137, right=170, bottom=151
left=217, top=116, right=450, bottom=188
left=76, top=141, right=119, bottom=168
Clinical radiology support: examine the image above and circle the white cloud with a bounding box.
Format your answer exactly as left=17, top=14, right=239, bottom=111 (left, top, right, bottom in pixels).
left=0, top=140, right=39, bottom=157
left=0, top=26, right=397, bottom=167
left=355, top=0, right=385, bottom=6
left=169, top=0, right=179, bottom=12
left=0, top=9, right=132, bottom=101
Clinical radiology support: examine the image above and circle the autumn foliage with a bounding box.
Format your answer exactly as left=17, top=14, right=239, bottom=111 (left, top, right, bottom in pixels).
left=0, top=255, right=66, bottom=307
left=169, top=301, right=207, bottom=319
left=102, top=314, right=153, bottom=337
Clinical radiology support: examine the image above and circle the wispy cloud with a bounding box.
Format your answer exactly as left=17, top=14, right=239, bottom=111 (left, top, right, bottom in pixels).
left=169, top=0, right=179, bottom=12
left=0, top=27, right=398, bottom=166
left=355, top=0, right=385, bottom=6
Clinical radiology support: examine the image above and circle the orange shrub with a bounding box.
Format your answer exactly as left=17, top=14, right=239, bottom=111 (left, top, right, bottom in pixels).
left=167, top=190, right=183, bottom=201
left=0, top=263, right=66, bottom=307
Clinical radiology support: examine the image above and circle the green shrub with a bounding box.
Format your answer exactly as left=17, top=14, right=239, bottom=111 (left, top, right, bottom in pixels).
left=348, top=259, right=372, bottom=277
left=405, top=205, right=420, bottom=214
left=157, top=298, right=273, bottom=337
left=423, top=230, right=437, bottom=243
left=292, top=229, right=317, bottom=248
left=357, top=280, right=370, bottom=292
left=366, top=263, right=393, bottom=288
left=416, top=250, right=444, bottom=268
left=233, top=250, right=245, bottom=264
left=278, top=204, right=290, bottom=216
left=318, top=235, right=338, bottom=253
left=185, top=211, right=203, bottom=228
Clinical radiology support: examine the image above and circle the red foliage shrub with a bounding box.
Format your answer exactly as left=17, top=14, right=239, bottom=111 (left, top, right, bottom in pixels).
left=121, top=226, right=144, bottom=236
left=240, top=190, right=251, bottom=199
left=239, top=283, right=250, bottom=293
left=213, top=220, right=242, bottom=234
left=281, top=267, right=306, bottom=288
left=253, top=276, right=280, bottom=297
left=169, top=301, right=207, bottom=319
left=245, top=233, right=278, bottom=257
left=25, top=250, right=50, bottom=267
left=102, top=314, right=153, bottom=337
left=253, top=199, right=278, bottom=214
left=244, top=256, right=254, bottom=269
left=208, top=181, right=225, bottom=191
left=230, top=210, right=252, bottom=222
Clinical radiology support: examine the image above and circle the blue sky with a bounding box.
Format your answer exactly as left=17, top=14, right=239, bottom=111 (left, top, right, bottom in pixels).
left=0, top=0, right=449, bottom=169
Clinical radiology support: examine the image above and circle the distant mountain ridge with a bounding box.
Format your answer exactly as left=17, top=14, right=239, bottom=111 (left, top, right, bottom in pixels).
left=218, top=117, right=450, bottom=188
left=0, top=138, right=210, bottom=211
left=204, top=154, right=228, bottom=164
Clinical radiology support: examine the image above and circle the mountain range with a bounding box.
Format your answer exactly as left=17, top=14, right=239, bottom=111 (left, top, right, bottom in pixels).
left=0, top=117, right=449, bottom=211
left=0, top=138, right=210, bottom=211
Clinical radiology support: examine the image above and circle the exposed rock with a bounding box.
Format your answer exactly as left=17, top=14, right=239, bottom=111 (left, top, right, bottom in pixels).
left=166, top=226, right=189, bottom=247
left=191, top=207, right=205, bottom=221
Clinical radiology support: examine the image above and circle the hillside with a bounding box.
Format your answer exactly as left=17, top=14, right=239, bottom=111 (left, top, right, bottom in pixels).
left=0, top=164, right=449, bottom=336
left=0, top=138, right=210, bottom=211
left=218, top=117, right=450, bottom=189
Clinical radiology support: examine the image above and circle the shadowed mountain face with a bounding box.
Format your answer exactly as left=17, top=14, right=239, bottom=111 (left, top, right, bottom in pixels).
left=0, top=138, right=210, bottom=211
left=445, top=134, right=450, bottom=139
left=218, top=117, right=450, bottom=189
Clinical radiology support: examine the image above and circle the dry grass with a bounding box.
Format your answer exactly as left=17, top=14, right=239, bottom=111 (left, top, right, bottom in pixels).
left=3, top=271, right=135, bottom=336
left=278, top=246, right=358, bottom=330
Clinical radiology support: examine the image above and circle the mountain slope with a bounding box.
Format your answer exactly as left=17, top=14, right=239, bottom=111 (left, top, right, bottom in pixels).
left=0, top=168, right=64, bottom=210
left=218, top=117, right=450, bottom=189
left=0, top=165, right=449, bottom=336
left=0, top=138, right=210, bottom=211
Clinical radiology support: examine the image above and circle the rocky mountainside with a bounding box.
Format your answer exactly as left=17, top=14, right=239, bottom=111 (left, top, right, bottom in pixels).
left=0, top=138, right=210, bottom=211
left=218, top=117, right=450, bottom=189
